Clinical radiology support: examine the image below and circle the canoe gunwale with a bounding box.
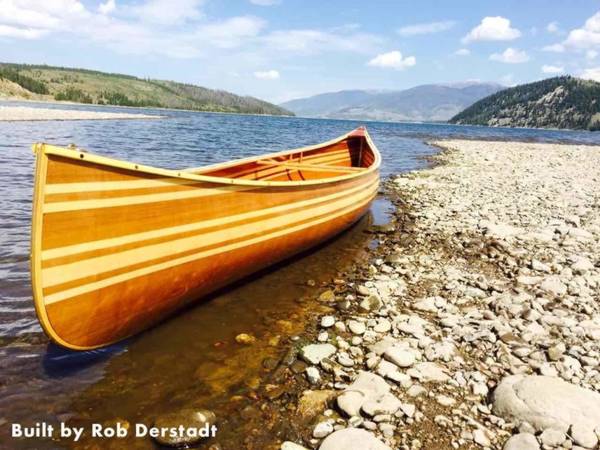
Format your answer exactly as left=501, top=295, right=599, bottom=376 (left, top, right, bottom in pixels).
left=32, top=128, right=381, bottom=188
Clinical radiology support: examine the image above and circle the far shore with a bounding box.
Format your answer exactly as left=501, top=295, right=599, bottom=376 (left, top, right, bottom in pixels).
left=0, top=105, right=163, bottom=122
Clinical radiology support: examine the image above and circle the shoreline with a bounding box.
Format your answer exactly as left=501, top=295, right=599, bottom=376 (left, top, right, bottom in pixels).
left=0, top=105, right=163, bottom=122
left=273, top=139, right=600, bottom=450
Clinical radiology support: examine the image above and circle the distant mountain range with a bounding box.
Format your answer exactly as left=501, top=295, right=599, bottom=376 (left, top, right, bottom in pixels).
left=450, top=76, right=600, bottom=131
left=0, top=63, right=293, bottom=116
left=280, top=82, right=504, bottom=122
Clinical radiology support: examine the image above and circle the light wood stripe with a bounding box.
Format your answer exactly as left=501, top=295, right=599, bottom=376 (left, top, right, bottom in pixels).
left=41, top=177, right=378, bottom=261
left=45, top=177, right=204, bottom=195
left=43, top=184, right=257, bottom=213
left=42, top=182, right=379, bottom=289
left=43, top=190, right=376, bottom=305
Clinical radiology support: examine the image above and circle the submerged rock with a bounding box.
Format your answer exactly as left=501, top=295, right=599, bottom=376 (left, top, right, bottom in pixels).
left=152, top=409, right=216, bottom=447
left=235, top=333, right=256, bottom=345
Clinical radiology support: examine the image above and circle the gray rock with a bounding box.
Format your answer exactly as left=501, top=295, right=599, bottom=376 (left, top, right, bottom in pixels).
left=319, top=428, right=391, bottom=450
left=337, top=371, right=390, bottom=417
left=362, top=393, right=402, bottom=416
left=539, top=277, right=567, bottom=297
left=306, top=367, right=321, bottom=385
left=570, top=423, right=598, bottom=449
left=492, top=375, right=600, bottom=432
left=502, top=433, right=539, bottom=450
left=348, top=320, right=366, bottom=335
left=409, top=362, right=450, bottom=382
left=383, top=345, right=415, bottom=368
left=539, top=428, right=565, bottom=447
left=301, top=344, right=336, bottom=365
left=359, top=294, right=382, bottom=312
left=313, top=421, right=334, bottom=438
left=281, top=442, right=309, bottom=450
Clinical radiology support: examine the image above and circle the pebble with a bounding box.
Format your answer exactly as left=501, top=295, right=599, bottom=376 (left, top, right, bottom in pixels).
left=321, top=316, right=335, bottom=328
left=318, top=428, right=391, bottom=450
left=502, top=433, right=539, bottom=450
left=348, top=320, right=366, bottom=335
left=306, top=367, right=321, bottom=385
left=301, top=344, right=337, bottom=365
left=235, top=333, right=256, bottom=345
left=313, top=421, right=334, bottom=438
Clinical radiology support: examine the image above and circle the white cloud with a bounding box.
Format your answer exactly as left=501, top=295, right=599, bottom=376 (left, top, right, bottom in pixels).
left=489, top=47, right=529, bottom=64
left=462, top=16, right=521, bottom=43
left=262, top=28, right=382, bottom=55
left=541, top=64, right=564, bottom=74
left=367, top=50, right=416, bottom=70
left=0, top=23, right=47, bottom=39
left=587, top=49, right=598, bottom=60
left=563, top=11, right=600, bottom=49
left=98, top=0, right=115, bottom=15
left=196, top=16, right=266, bottom=48
left=580, top=67, right=600, bottom=82
left=543, top=43, right=565, bottom=53
left=249, top=0, right=280, bottom=5
left=134, top=0, right=204, bottom=26
left=454, top=48, right=470, bottom=56
left=397, top=20, right=455, bottom=36
left=546, top=21, right=559, bottom=34
left=254, top=69, right=280, bottom=79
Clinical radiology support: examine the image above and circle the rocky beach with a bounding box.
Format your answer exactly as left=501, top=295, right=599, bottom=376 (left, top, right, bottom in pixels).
left=278, top=139, right=600, bottom=450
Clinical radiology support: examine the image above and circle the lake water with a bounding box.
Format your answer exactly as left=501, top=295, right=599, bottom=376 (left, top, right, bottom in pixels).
left=1, top=101, right=599, bottom=448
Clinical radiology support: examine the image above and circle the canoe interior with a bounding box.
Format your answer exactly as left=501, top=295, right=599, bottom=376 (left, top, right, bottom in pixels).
left=194, top=133, right=375, bottom=181
left=30, top=128, right=380, bottom=350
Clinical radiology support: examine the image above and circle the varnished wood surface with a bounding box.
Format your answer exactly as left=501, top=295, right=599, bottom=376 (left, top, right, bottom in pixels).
left=30, top=127, right=381, bottom=349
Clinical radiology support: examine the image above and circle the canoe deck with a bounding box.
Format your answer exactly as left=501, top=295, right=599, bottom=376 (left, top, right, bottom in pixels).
left=30, top=127, right=381, bottom=349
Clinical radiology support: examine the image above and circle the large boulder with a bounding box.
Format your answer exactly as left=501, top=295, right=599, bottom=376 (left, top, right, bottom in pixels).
left=336, top=371, right=390, bottom=417
left=319, top=428, right=390, bottom=450
left=492, top=375, right=600, bottom=432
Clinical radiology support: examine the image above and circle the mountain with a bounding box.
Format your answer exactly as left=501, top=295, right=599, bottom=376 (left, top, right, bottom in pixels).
left=0, top=63, right=293, bottom=116
left=449, top=76, right=600, bottom=131
left=280, top=82, right=504, bottom=122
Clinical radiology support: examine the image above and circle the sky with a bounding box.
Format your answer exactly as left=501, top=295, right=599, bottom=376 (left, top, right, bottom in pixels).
left=0, top=0, right=599, bottom=103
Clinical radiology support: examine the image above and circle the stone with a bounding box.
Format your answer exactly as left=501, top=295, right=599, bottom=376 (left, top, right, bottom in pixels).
left=313, top=421, right=334, bottom=438
left=436, top=395, right=455, bottom=406
left=571, top=256, right=594, bottom=274
left=337, top=371, right=390, bottom=417
left=235, top=333, right=256, bottom=345
left=492, top=375, right=600, bottom=432
left=539, top=428, right=565, bottom=447
left=539, top=277, right=567, bottom=297
left=373, top=319, right=392, bottom=333
left=383, top=346, right=415, bottom=368
left=361, top=393, right=402, bottom=416
left=473, top=429, right=490, bottom=447
left=152, top=409, right=216, bottom=447
left=502, top=433, right=539, bottom=450
left=399, top=403, right=416, bottom=418
left=281, top=442, right=308, bottom=450
left=348, top=320, right=366, bottom=335
left=409, top=362, right=450, bottom=383
left=296, top=390, right=336, bottom=422
left=319, top=428, right=391, bottom=450
left=321, top=316, right=335, bottom=328
left=359, top=294, right=382, bottom=313
left=306, top=367, right=321, bottom=385
left=547, top=342, right=565, bottom=361
left=570, top=423, right=598, bottom=449
left=301, top=344, right=336, bottom=365
left=319, top=290, right=336, bottom=302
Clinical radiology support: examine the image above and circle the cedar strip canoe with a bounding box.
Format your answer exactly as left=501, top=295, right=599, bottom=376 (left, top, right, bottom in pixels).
left=30, top=127, right=381, bottom=350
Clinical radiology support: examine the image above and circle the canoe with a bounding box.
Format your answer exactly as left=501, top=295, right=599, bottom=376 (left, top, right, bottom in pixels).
left=30, top=127, right=381, bottom=350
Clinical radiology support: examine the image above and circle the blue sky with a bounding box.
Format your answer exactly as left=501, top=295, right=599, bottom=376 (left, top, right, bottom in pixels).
left=1, top=0, right=599, bottom=103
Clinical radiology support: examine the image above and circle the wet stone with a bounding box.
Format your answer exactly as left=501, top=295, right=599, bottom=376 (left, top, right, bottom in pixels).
left=152, top=409, right=216, bottom=447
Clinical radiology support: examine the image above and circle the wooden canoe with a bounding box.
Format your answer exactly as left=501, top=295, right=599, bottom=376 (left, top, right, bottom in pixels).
left=30, top=127, right=381, bottom=350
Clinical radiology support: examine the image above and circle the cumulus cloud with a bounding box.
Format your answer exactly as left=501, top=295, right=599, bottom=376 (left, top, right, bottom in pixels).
left=262, top=28, right=382, bottom=55
left=133, top=0, right=204, bottom=26
left=397, top=20, right=455, bottom=36
left=587, top=50, right=598, bottom=60
left=562, top=11, right=600, bottom=49
left=254, top=69, right=280, bottom=79
left=367, top=50, right=416, bottom=70
left=489, top=47, right=529, bottom=64
left=0, top=23, right=48, bottom=39
left=543, top=43, right=565, bottom=53
left=462, top=16, right=521, bottom=43
left=580, top=67, right=600, bottom=82
left=454, top=48, right=470, bottom=56
left=541, top=64, right=564, bottom=74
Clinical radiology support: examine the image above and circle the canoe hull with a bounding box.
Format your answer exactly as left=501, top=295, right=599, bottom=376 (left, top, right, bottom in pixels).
left=31, top=130, right=380, bottom=349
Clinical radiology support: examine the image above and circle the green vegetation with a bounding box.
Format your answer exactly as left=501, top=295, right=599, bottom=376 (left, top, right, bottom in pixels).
left=449, top=76, right=600, bottom=131
left=0, top=62, right=293, bottom=116
left=0, top=66, right=48, bottom=94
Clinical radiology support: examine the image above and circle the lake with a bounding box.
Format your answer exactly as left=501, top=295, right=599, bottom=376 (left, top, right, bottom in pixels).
left=1, top=102, right=599, bottom=448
